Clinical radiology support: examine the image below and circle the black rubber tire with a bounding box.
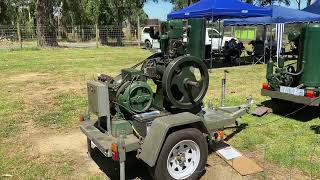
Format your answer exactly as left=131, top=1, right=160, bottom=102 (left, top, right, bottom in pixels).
left=145, top=40, right=152, bottom=49
left=153, top=128, right=208, bottom=180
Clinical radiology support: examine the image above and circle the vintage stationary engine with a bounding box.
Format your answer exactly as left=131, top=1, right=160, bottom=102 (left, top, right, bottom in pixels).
left=262, top=24, right=320, bottom=105
left=266, top=24, right=320, bottom=90
left=92, top=18, right=209, bottom=125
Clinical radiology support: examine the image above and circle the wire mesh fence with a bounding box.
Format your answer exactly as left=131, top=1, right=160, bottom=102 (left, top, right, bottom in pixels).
left=0, top=25, right=141, bottom=50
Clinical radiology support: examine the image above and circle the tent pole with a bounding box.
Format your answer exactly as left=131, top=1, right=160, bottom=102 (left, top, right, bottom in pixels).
left=210, top=11, right=214, bottom=70
left=269, top=25, right=272, bottom=63
left=218, top=19, right=221, bottom=63
left=263, top=25, right=267, bottom=64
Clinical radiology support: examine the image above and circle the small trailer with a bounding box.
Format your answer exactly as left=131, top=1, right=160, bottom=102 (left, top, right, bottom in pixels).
left=80, top=18, right=253, bottom=180
left=80, top=78, right=252, bottom=180
left=262, top=24, right=320, bottom=106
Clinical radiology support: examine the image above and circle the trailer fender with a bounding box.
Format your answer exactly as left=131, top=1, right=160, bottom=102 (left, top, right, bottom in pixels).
left=137, top=112, right=208, bottom=167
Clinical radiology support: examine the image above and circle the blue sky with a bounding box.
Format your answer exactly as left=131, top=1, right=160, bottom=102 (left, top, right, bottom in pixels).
left=143, top=0, right=315, bottom=21
left=143, top=1, right=173, bottom=20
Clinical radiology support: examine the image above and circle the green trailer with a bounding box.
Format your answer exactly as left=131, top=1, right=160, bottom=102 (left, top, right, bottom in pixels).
left=262, top=24, right=320, bottom=106
left=80, top=18, right=252, bottom=180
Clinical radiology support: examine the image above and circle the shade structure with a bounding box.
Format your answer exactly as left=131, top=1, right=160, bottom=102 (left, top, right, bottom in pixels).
left=167, top=0, right=272, bottom=20
left=224, top=5, right=320, bottom=26
left=303, top=0, right=320, bottom=15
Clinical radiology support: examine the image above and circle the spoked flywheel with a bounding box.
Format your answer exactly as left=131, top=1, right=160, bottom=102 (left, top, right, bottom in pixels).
left=162, top=56, right=209, bottom=109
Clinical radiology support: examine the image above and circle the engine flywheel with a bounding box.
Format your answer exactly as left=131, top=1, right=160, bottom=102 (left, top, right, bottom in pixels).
left=162, top=56, right=209, bottom=109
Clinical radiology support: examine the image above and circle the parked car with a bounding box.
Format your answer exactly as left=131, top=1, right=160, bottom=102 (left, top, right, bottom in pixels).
left=140, top=26, right=160, bottom=50
left=141, top=26, right=236, bottom=53
left=206, top=28, right=237, bottom=51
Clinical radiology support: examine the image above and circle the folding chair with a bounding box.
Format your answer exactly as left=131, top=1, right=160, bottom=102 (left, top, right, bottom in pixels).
left=251, top=42, right=265, bottom=64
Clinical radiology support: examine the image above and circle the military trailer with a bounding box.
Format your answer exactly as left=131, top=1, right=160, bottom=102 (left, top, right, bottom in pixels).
left=262, top=24, right=320, bottom=106
left=80, top=18, right=252, bottom=180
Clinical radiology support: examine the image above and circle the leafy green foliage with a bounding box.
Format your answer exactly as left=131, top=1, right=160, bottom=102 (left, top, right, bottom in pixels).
left=244, top=0, right=290, bottom=6
left=168, top=0, right=291, bottom=9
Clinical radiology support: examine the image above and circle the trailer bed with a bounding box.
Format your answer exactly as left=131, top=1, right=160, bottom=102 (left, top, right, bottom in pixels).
left=261, top=89, right=320, bottom=106
left=80, top=121, right=140, bottom=157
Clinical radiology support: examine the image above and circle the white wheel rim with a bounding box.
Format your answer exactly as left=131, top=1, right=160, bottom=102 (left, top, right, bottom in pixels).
left=167, top=140, right=201, bottom=179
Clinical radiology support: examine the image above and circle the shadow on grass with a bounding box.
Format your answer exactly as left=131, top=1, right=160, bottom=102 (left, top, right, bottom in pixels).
left=224, top=123, right=248, bottom=142
left=310, top=125, right=320, bottom=134
left=207, top=124, right=248, bottom=157
left=261, top=100, right=320, bottom=122
left=90, top=149, right=152, bottom=180
left=204, top=55, right=256, bottom=69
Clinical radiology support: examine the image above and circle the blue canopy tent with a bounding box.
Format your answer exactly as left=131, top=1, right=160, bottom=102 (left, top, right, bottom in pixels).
left=224, top=5, right=320, bottom=26
left=303, top=0, right=320, bottom=15
left=224, top=5, right=320, bottom=65
left=167, top=0, right=272, bottom=20
left=167, top=0, right=272, bottom=68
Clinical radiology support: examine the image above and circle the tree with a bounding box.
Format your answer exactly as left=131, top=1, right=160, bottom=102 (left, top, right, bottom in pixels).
left=244, top=0, right=290, bottom=6
left=292, top=0, right=303, bottom=9
left=100, top=0, right=147, bottom=46
left=165, top=0, right=199, bottom=9
left=36, top=0, right=58, bottom=47
left=0, top=1, right=12, bottom=24
left=1, top=0, right=152, bottom=47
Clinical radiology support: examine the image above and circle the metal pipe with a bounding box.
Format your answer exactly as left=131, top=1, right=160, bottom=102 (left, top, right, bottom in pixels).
left=120, top=162, right=125, bottom=180
left=221, top=78, right=226, bottom=107
left=221, top=70, right=229, bottom=107
left=118, top=135, right=126, bottom=180
left=106, top=82, right=112, bottom=133
left=266, top=59, right=273, bottom=80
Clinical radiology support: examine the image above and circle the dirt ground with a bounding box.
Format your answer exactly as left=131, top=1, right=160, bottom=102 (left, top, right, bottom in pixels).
left=24, top=128, right=310, bottom=180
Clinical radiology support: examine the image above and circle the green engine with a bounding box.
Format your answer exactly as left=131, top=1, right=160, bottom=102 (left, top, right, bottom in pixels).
left=267, top=24, right=320, bottom=93
left=152, top=18, right=206, bottom=60
left=93, top=18, right=210, bottom=122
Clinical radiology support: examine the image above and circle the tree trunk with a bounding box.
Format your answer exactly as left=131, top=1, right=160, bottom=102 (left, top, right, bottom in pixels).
left=116, top=22, right=123, bottom=46
left=36, top=0, right=58, bottom=47
left=100, top=26, right=108, bottom=45
left=127, top=18, right=132, bottom=40
left=307, top=0, right=312, bottom=6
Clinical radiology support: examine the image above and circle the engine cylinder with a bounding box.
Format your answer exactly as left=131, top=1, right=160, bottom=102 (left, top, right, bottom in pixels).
left=300, top=24, right=320, bottom=87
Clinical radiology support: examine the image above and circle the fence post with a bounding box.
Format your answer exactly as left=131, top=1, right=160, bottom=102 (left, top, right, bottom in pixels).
left=95, top=23, right=99, bottom=48
left=17, top=22, right=22, bottom=49
left=137, top=16, right=141, bottom=47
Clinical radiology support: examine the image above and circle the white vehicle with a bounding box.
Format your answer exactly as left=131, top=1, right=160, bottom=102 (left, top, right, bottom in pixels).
left=141, top=26, right=236, bottom=51
left=140, top=26, right=160, bottom=50
left=206, top=28, right=237, bottom=51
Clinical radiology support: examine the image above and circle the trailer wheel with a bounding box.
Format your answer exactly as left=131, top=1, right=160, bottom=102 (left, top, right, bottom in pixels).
left=145, top=40, right=152, bottom=49
left=153, top=128, right=208, bottom=180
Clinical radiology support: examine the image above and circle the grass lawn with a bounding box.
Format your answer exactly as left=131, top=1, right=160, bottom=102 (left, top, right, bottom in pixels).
left=0, top=47, right=319, bottom=179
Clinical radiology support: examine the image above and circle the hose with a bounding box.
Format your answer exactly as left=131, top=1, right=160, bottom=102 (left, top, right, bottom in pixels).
left=285, top=61, right=305, bottom=76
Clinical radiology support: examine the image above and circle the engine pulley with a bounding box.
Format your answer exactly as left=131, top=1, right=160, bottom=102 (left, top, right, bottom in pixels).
left=162, top=56, right=209, bottom=109
left=117, top=81, right=153, bottom=114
